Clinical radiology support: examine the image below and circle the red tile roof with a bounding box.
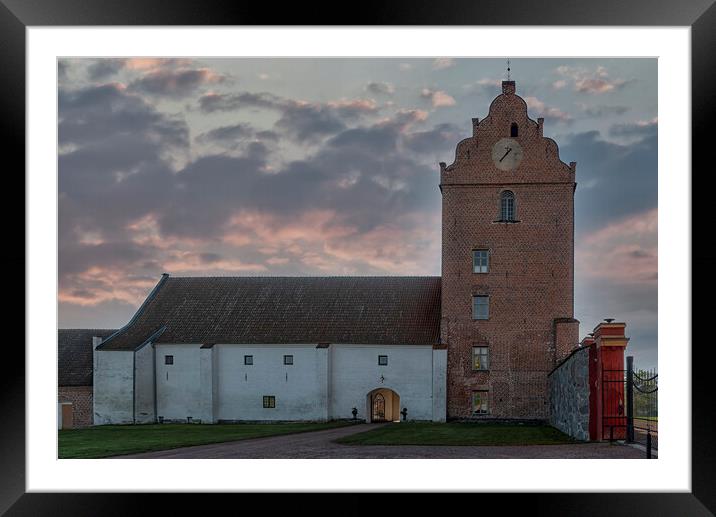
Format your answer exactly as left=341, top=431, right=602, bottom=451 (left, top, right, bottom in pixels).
left=97, top=276, right=441, bottom=351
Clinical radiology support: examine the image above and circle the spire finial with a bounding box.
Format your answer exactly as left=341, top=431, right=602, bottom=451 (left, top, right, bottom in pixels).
left=506, top=59, right=511, bottom=81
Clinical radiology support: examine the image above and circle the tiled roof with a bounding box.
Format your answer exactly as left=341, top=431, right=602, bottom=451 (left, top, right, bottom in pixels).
left=98, top=276, right=441, bottom=351
left=58, top=329, right=117, bottom=386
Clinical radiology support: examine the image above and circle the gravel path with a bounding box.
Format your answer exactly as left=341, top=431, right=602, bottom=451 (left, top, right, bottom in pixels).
left=116, top=423, right=645, bottom=459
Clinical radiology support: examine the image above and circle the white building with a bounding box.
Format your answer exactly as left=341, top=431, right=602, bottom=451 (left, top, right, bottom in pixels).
left=93, top=275, right=446, bottom=424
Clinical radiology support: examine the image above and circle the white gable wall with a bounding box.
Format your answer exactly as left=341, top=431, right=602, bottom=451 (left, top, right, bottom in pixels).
left=93, top=349, right=134, bottom=425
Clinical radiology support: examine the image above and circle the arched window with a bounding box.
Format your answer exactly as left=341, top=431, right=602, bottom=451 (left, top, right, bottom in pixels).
left=501, top=191, right=515, bottom=221
left=510, top=122, right=519, bottom=137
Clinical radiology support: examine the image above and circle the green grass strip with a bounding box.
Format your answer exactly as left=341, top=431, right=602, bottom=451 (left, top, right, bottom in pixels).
left=335, top=422, right=578, bottom=446
left=59, top=421, right=355, bottom=458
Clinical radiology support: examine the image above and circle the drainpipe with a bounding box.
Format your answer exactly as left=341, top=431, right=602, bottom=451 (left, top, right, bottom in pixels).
left=152, top=343, right=157, bottom=423
left=132, top=350, right=136, bottom=424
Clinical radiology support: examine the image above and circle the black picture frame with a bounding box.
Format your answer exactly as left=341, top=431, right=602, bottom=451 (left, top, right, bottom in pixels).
left=5, top=0, right=714, bottom=513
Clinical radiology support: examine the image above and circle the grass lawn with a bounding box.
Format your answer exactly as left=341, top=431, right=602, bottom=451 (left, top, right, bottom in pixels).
left=59, top=421, right=355, bottom=459
left=335, top=422, right=577, bottom=446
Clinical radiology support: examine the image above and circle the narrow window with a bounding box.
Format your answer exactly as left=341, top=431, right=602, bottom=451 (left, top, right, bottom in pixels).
left=283, top=354, right=294, bottom=365
left=500, top=190, right=515, bottom=221
left=472, top=391, right=489, bottom=415
left=472, top=346, right=490, bottom=370
left=263, top=396, right=276, bottom=408
left=164, top=355, right=174, bottom=365
left=473, top=249, right=489, bottom=273
left=244, top=355, right=253, bottom=365
left=472, top=295, right=489, bottom=320
left=510, top=122, right=519, bottom=137
left=378, top=355, right=388, bottom=366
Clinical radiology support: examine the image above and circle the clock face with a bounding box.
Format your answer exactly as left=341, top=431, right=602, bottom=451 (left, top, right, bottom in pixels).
left=491, top=138, right=524, bottom=171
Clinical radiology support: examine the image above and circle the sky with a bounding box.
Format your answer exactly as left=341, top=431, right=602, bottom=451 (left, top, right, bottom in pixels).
left=57, top=57, right=658, bottom=369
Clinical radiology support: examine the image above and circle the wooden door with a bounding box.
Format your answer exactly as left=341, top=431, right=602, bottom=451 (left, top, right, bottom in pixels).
left=61, top=403, right=74, bottom=429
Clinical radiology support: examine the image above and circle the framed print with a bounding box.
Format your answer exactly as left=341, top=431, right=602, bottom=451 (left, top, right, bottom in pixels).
left=5, top=0, right=715, bottom=513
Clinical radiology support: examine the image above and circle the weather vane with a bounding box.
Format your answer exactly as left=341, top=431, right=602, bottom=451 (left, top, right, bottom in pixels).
left=507, top=58, right=511, bottom=81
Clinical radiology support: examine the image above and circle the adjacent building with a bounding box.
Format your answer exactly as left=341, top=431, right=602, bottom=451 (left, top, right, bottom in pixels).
left=58, top=329, right=115, bottom=428
left=93, top=276, right=446, bottom=424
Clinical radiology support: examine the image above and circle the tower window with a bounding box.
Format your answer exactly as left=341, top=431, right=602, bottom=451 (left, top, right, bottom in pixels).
left=472, top=346, right=490, bottom=370
left=244, top=355, right=253, bottom=365
left=263, top=396, right=276, bottom=408
left=473, top=249, right=489, bottom=273
left=472, top=391, right=489, bottom=415
left=500, top=191, right=515, bottom=221
left=510, top=122, right=519, bottom=137
left=284, top=355, right=293, bottom=365
left=378, top=355, right=388, bottom=366
left=472, top=295, right=489, bottom=320
left=164, top=355, right=173, bottom=365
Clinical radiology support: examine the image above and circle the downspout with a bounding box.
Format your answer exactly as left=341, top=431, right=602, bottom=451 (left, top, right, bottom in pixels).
left=152, top=343, right=157, bottom=423
left=132, top=350, right=136, bottom=424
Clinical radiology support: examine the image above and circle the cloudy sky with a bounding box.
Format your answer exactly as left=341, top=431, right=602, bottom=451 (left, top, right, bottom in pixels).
left=58, top=57, right=657, bottom=368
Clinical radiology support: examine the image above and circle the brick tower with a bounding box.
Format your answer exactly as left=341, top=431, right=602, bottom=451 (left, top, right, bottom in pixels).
left=439, top=80, right=579, bottom=420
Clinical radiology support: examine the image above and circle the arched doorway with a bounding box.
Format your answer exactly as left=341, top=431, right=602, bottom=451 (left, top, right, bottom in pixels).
left=366, top=388, right=401, bottom=423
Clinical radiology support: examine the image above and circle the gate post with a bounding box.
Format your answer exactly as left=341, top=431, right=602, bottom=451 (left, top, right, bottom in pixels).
left=591, top=321, right=629, bottom=441
left=626, top=356, right=634, bottom=443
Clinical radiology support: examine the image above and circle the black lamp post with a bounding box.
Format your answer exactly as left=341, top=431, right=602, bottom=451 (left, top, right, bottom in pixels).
left=401, top=407, right=408, bottom=421
left=351, top=407, right=358, bottom=421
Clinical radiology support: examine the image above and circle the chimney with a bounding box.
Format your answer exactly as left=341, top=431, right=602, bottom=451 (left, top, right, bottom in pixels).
left=472, top=117, right=480, bottom=136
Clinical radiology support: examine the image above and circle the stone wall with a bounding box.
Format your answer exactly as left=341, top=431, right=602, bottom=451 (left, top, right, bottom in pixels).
left=548, top=345, right=590, bottom=440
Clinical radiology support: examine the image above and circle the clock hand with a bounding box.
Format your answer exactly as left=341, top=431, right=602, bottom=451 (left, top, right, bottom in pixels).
left=499, top=148, right=512, bottom=162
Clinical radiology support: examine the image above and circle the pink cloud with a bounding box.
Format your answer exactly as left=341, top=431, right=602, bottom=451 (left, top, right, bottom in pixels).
left=124, top=58, right=194, bottom=71
left=326, top=98, right=378, bottom=112
left=421, top=88, right=456, bottom=108
left=555, top=65, right=631, bottom=94
left=59, top=267, right=158, bottom=307
left=223, top=209, right=440, bottom=275
left=577, top=208, right=657, bottom=284
left=524, top=96, right=573, bottom=123
left=162, top=251, right=267, bottom=273
left=61, top=206, right=442, bottom=307
left=223, top=210, right=354, bottom=250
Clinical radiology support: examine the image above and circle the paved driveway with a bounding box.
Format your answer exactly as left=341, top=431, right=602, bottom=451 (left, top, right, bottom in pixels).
left=117, top=424, right=645, bottom=459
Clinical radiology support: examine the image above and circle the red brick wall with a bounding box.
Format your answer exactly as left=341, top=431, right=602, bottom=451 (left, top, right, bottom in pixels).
left=440, top=81, right=577, bottom=419
left=58, top=386, right=93, bottom=427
